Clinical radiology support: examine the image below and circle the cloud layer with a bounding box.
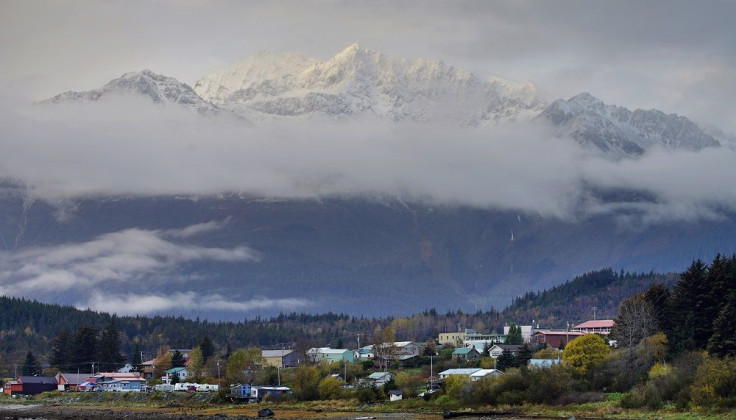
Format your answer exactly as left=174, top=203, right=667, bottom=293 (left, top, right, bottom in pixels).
left=0, top=219, right=312, bottom=316
left=2, top=97, right=736, bottom=225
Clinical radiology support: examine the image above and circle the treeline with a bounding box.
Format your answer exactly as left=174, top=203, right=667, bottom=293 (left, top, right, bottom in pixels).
left=0, top=264, right=704, bottom=377
left=504, top=268, right=677, bottom=328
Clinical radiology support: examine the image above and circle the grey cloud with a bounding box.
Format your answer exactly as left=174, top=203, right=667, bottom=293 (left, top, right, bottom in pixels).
left=2, top=96, right=736, bottom=225
left=0, top=223, right=259, bottom=294
left=81, top=291, right=312, bottom=316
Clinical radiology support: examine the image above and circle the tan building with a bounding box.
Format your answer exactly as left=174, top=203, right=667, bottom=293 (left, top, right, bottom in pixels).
left=438, top=330, right=471, bottom=347
left=262, top=349, right=301, bottom=368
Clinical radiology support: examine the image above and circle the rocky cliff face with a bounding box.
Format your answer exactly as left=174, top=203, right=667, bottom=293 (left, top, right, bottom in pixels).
left=537, top=92, right=720, bottom=157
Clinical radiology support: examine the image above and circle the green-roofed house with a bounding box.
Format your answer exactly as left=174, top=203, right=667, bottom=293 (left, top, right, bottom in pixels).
left=164, top=367, right=189, bottom=384
left=452, top=347, right=481, bottom=362
left=307, top=347, right=355, bottom=364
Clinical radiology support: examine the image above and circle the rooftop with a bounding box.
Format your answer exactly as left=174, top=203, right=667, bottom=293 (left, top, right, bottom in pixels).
left=574, top=320, right=615, bottom=329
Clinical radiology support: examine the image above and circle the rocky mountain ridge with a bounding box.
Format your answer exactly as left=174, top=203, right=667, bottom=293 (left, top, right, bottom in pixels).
left=42, top=45, right=722, bottom=157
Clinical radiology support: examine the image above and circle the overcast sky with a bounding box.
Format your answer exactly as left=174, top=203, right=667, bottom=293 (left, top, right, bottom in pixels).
left=1, top=0, right=736, bottom=317
left=1, top=0, right=735, bottom=132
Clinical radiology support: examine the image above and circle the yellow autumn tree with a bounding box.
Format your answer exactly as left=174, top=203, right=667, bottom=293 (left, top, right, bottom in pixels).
left=562, top=334, right=610, bottom=374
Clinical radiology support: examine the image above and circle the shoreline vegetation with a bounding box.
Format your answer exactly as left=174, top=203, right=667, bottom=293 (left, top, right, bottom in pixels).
left=2, top=392, right=736, bottom=420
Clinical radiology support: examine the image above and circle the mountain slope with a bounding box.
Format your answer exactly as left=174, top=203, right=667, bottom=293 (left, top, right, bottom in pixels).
left=537, top=92, right=720, bottom=156
left=43, top=70, right=222, bottom=115
left=195, top=44, right=546, bottom=125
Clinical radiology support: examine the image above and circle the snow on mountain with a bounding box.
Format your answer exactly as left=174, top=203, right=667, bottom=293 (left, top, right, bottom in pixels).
left=536, top=92, right=720, bottom=157
left=43, top=70, right=222, bottom=115
left=38, top=46, right=723, bottom=157
left=194, top=43, right=546, bottom=125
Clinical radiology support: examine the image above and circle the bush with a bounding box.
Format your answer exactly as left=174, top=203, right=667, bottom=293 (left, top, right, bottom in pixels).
left=356, top=386, right=378, bottom=403
left=525, top=365, right=574, bottom=404
left=690, top=356, right=736, bottom=408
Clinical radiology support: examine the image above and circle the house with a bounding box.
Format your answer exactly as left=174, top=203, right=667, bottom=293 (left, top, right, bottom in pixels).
left=2, top=380, right=21, bottom=396
left=365, top=372, right=394, bottom=387
left=438, top=368, right=481, bottom=381
left=470, top=369, right=501, bottom=381
left=438, top=329, right=475, bottom=347
left=362, top=341, right=423, bottom=363
left=140, top=359, right=156, bottom=379
left=488, top=344, right=522, bottom=358
left=163, top=367, right=189, bottom=383
left=452, top=347, right=481, bottom=361
left=55, top=372, right=90, bottom=391
left=262, top=349, right=301, bottom=368
left=572, top=320, right=615, bottom=335
left=92, top=372, right=146, bottom=392
left=11, top=376, right=57, bottom=395
left=388, top=390, right=403, bottom=401
left=307, top=347, right=355, bottom=363
left=530, top=331, right=585, bottom=349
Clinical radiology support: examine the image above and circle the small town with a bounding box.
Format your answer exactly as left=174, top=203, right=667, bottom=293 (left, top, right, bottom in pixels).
left=3, top=319, right=613, bottom=400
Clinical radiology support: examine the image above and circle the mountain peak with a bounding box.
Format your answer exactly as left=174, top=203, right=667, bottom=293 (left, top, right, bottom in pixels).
left=537, top=92, right=719, bottom=155
left=194, top=45, right=545, bottom=124
left=42, top=69, right=221, bottom=114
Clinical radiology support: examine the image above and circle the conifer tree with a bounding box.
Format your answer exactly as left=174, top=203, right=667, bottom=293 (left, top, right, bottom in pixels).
left=171, top=349, right=185, bottom=368
left=131, top=342, right=142, bottom=368
left=50, top=328, right=72, bottom=369
left=22, top=350, right=41, bottom=376
left=98, top=316, right=124, bottom=371
left=707, top=292, right=736, bottom=358
left=73, top=324, right=98, bottom=373
left=496, top=351, right=515, bottom=371
left=200, top=336, right=214, bottom=363
left=516, top=344, right=532, bottom=367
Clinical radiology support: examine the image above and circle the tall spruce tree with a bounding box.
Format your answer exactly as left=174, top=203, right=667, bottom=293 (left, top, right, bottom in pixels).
left=516, top=344, right=532, bottom=367
left=131, top=342, right=142, bottom=368
left=171, top=349, right=185, bottom=368
left=707, top=291, right=736, bottom=358
left=22, top=350, right=42, bottom=376
left=669, top=260, right=706, bottom=356
left=73, top=324, right=98, bottom=373
left=200, top=336, right=214, bottom=363
left=98, top=316, right=124, bottom=371
left=50, top=328, right=72, bottom=370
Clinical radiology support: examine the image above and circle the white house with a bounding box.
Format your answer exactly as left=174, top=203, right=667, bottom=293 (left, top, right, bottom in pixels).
left=470, top=369, right=501, bottom=381
left=365, top=372, right=394, bottom=387
left=438, top=368, right=481, bottom=381
left=163, top=367, right=189, bottom=384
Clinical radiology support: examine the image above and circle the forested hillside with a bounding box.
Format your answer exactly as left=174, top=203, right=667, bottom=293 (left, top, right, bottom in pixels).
left=503, top=269, right=678, bottom=328
left=0, top=263, right=703, bottom=377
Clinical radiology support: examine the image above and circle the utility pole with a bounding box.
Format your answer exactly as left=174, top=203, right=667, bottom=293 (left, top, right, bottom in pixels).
left=592, top=306, right=598, bottom=321
left=217, top=359, right=221, bottom=385
left=356, top=333, right=361, bottom=350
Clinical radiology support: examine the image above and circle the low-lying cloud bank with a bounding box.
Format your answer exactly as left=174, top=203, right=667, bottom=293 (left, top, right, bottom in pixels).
left=1, top=96, right=735, bottom=224
left=80, top=291, right=312, bottom=316
left=0, top=220, right=313, bottom=316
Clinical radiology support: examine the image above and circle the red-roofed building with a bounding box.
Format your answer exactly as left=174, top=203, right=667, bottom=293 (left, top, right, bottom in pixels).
left=531, top=330, right=586, bottom=349
left=572, top=320, right=615, bottom=335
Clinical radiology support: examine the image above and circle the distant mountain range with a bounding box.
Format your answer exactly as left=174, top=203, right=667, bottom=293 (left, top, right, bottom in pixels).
left=44, top=44, right=721, bottom=156
left=7, top=44, right=733, bottom=319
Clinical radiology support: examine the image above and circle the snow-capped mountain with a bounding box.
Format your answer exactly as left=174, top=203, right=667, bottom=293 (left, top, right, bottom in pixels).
left=43, top=70, right=221, bottom=115
left=194, top=43, right=545, bottom=125
left=40, top=45, right=722, bottom=157
left=537, top=92, right=720, bottom=156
